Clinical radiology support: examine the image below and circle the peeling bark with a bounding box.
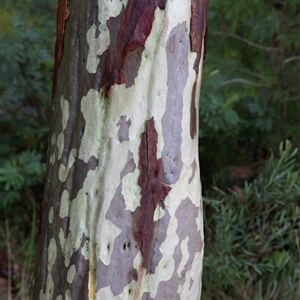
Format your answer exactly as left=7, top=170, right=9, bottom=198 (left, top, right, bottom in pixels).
left=32, top=0, right=208, bottom=299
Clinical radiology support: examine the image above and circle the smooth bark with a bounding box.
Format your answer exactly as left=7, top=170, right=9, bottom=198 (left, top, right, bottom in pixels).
left=32, top=0, right=208, bottom=299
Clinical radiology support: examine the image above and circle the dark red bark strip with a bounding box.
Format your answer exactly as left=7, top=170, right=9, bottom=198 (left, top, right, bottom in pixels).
left=53, top=0, right=69, bottom=95
left=135, top=118, right=171, bottom=269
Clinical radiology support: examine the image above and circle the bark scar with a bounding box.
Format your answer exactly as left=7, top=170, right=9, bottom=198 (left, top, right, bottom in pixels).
left=134, top=117, right=171, bottom=269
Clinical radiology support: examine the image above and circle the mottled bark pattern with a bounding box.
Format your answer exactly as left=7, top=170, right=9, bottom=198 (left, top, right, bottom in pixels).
left=32, top=0, right=208, bottom=299
left=99, top=0, right=172, bottom=96
left=96, top=151, right=139, bottom=295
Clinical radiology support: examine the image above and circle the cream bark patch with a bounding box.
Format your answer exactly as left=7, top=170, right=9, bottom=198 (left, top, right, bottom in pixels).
left=79, top=89, right=105, bottom=163
left=58, top=148, right=77, bottom=182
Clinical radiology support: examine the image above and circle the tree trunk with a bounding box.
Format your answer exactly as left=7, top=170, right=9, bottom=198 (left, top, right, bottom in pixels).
left=32, top=0, right=208, bottom=299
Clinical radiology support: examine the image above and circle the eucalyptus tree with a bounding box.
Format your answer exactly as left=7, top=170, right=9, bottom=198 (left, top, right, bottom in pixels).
left=32, top=0, right=208, bottom=299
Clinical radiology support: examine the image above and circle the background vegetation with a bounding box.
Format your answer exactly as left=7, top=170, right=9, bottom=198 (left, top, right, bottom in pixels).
left=0, top=0, right=299, bottom=299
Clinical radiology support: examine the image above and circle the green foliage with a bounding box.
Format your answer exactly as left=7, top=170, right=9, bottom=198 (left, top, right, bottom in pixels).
left=202, top=141, right=300, bottom=300
left=0, top=151, right=46, bottom=209
left=0, top=0, right=56, bottom=210
left=200, top=0, right=300, bottom=189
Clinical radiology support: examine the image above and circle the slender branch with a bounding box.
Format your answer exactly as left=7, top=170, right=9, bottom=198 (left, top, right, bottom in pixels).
left=284, top=95, right=300, bottom=101
left=283, top=55, right=300, bottom=64
left=238, top=68, right=269, bottom=81
left=287, top=86, right=300, bottom=92
left=212, top=31, right=278, bottom=52
left=220, top=78, right=269, bottom=87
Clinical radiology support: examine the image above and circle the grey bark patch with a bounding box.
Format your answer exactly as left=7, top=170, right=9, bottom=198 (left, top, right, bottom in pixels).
left=188, top=159, right=197, bottom=184
left=174, top=198, right=203, bottom=274
left=141, top=292, right=154, bottom=300
left=96, top=151, right=139, bottom=295
left=161, top=23, right=189, bottom=184
left=117, top=115, right=132, bottom=142
left=154, top=198, right=203, bottom=299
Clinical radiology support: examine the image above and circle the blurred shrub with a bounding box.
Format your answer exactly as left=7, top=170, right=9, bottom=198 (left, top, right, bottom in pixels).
left=0, top=0, right=56, bottom=212
left=202, top=141, right=300, bottom=300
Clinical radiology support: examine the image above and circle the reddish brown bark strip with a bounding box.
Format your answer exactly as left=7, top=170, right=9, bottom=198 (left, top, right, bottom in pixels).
left=190, top=0, right=209, bottom=71
left=53, top=0, right=69, bottom=94
left=101, top=0, right=168, bottom=97
left=135, top=118, right=171, bottom=269
left=189, top=0, right=209, bottom=139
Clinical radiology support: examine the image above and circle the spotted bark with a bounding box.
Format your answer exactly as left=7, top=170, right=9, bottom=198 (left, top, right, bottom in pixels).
left=32, top=0, right=208, bottom=299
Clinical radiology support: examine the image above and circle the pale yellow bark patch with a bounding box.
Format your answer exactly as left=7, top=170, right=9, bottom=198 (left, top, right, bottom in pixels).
left=57, top=96, right=69, bottom=160
left=122, top=170, right=141, bottom=212
left=50, top=153, right=55, bottom=165
left=56, top=133, right=64, bottom=160
left=86, top=24, right=109, bottom=73
left=51, top=133, right=56, bottom=145
left=67, top=264, right=76, bottom=284
left=79, top=89, right=105, bottom=163
left=49, top=207, right=54, bottom=224
left=65, top=289, right=71, bottom=300
left=81, top=238, right=90, bottom=260
left=60, top=96, right=69, bottom=134
left=58, top=148, right=77, bottom=182
left=153, top=204, right=165, bottom=222
left=59, top=190, right=70, bottom=219
left=39, top=238, right=57, bottom=299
